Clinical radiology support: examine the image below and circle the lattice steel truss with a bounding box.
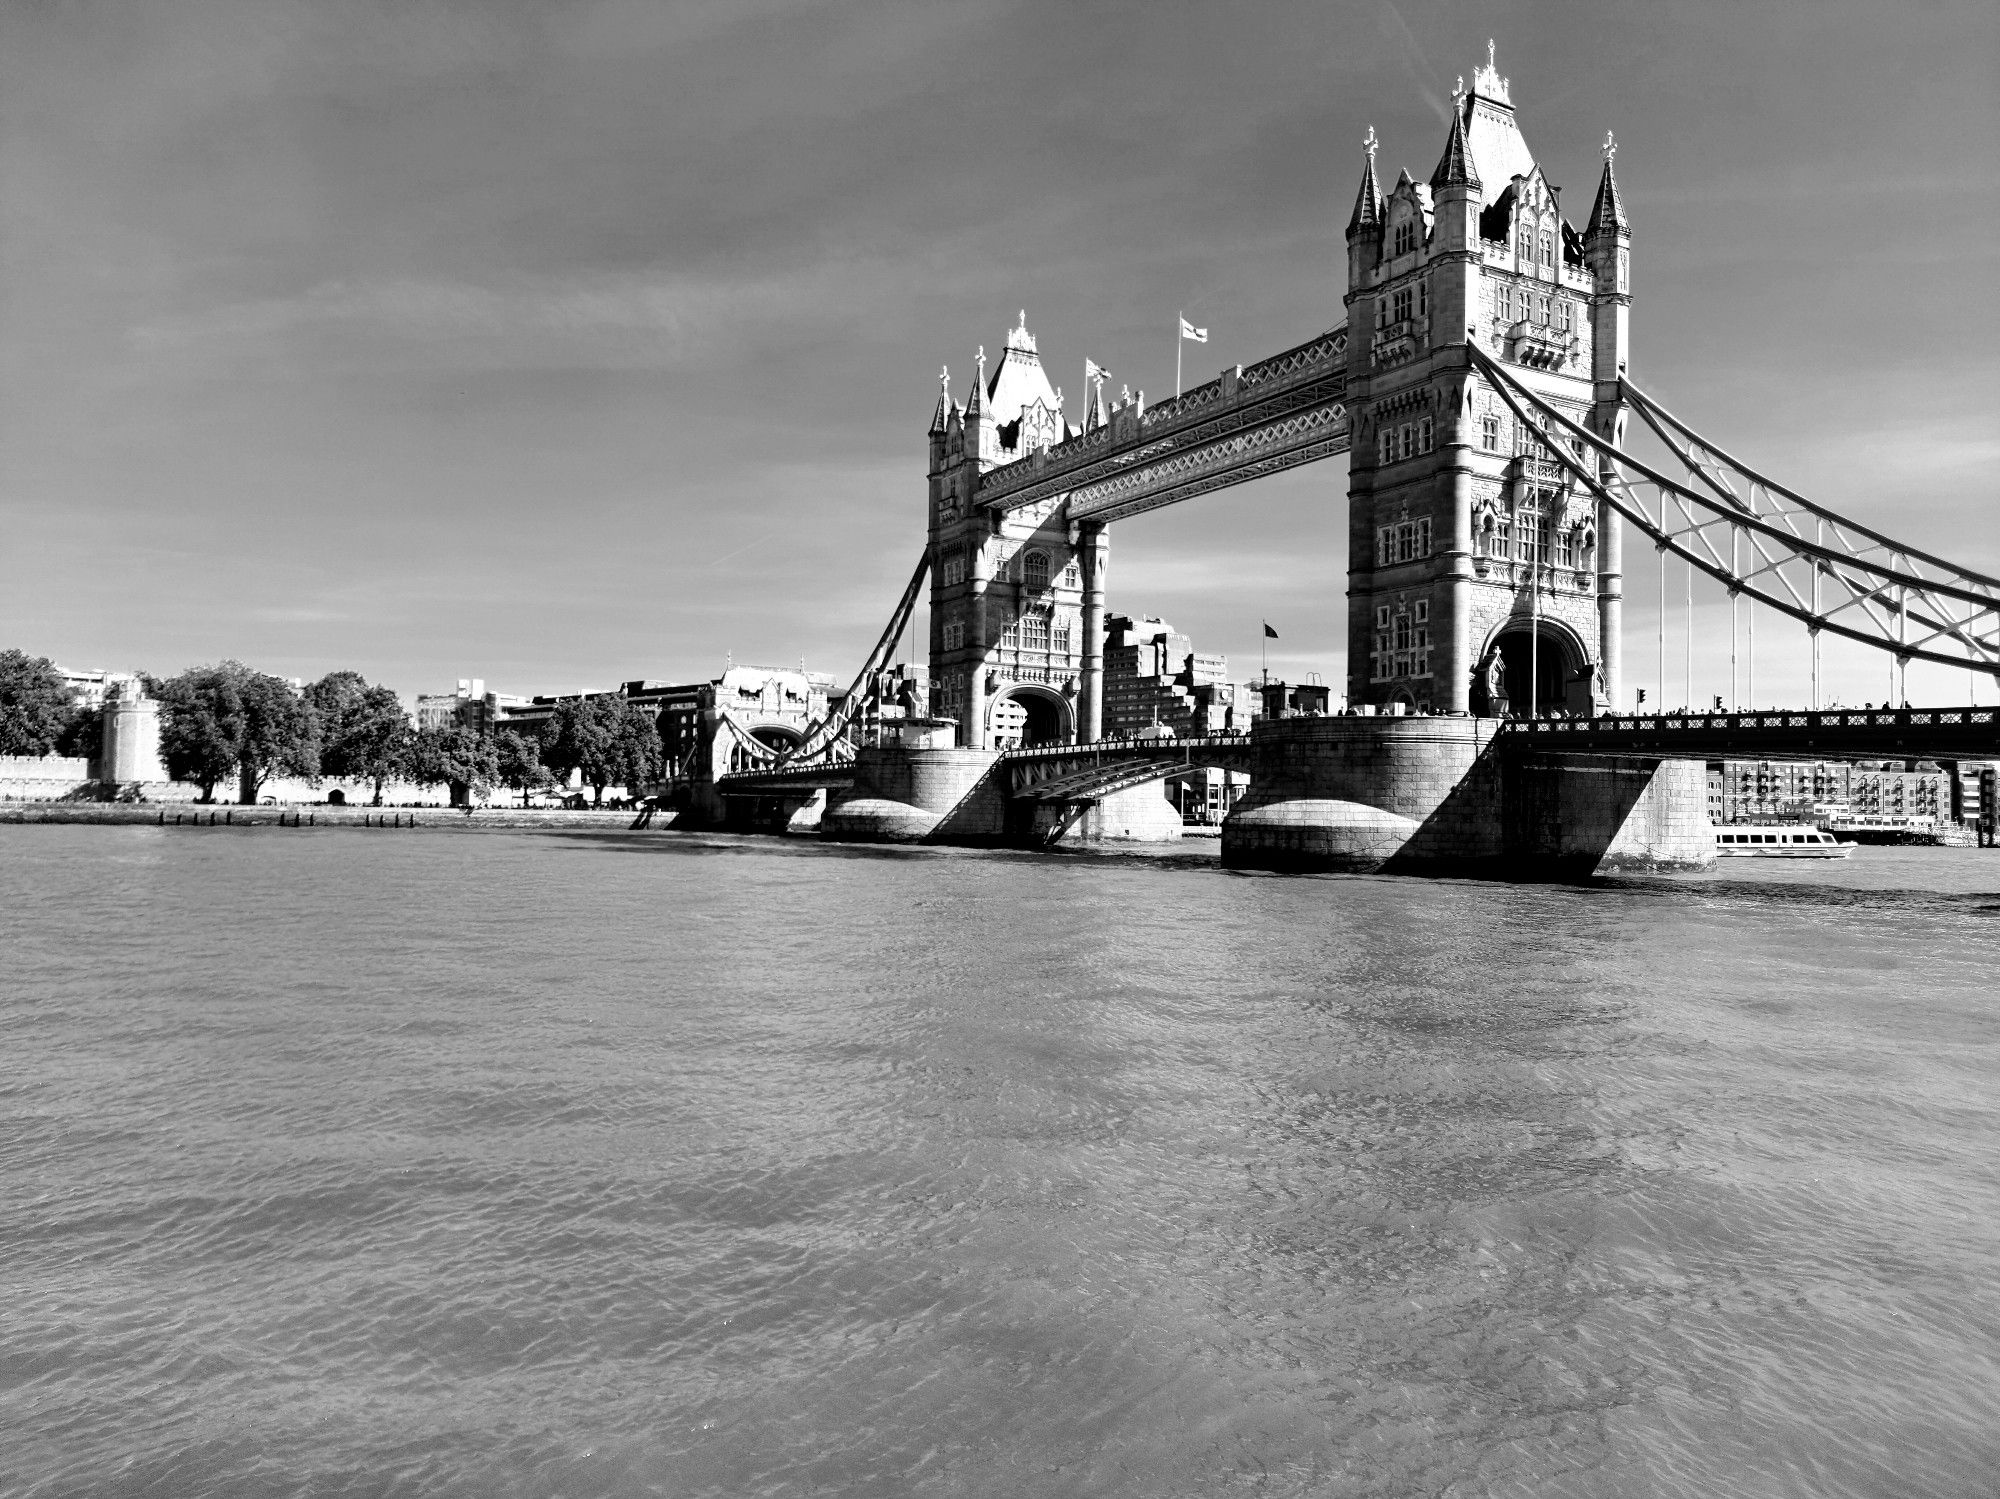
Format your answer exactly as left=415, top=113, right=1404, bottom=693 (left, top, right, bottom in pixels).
left=1471, top=345, right=2000, bottom=685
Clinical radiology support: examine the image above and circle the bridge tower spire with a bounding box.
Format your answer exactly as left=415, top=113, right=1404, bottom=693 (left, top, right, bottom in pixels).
left=1583, top=132, right=1633, bottom=707
left=1343, top=44, right=1625, bottom=718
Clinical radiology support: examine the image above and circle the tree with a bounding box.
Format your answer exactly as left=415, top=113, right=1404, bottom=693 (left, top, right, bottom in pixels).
left=155, top=664, right=247, bottom=802
left=56, top=703, right=103, bottom=760
left=494, top=729, right=553, bottom=808
left=0, top=649, right=75, bottom=757
left=400, top=723, right=499, bottom=808
left=154, top=662, right=318, bottom=804
left=235, top=670, right=319, bottom=803
left=541, top=696, right=664, bottom=806
left=307, top=671, right=409, bottom=806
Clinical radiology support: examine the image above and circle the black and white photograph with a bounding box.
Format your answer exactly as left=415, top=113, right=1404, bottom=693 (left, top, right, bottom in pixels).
left=3, top=2, right=1996, bottom=1494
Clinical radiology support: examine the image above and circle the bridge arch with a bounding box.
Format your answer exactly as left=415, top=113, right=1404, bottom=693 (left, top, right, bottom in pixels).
left=986, top=683, right=1074, bottom=748
left=727, top=720, right=805, bottom=773
left=1478, top=616, right=1596, bottom=717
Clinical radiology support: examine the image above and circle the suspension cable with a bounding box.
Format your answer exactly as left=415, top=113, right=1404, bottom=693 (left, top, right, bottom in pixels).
left=1468, top=345, right=2000, bottom=680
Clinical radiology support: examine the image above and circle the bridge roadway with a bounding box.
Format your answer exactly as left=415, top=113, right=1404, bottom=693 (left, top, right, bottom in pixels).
left=709, top=707, right=1998, bottom=807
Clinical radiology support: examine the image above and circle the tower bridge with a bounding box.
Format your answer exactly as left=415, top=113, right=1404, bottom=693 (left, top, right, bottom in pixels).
left=697, top=44, right=1997, bottom=872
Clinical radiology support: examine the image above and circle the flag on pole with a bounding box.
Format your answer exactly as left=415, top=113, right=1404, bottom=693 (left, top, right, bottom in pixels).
left=1263, top=622, right=1279, bottom=639
left=1179, top=316, right=1208, bottom=343
left=1085, top=358, right=1111, bottom=382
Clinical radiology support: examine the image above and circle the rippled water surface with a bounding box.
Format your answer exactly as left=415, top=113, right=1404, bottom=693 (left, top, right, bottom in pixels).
left=3, top=825, right=1997, bottom=1498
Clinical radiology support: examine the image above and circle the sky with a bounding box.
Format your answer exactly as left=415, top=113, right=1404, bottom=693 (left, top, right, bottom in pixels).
left=3, top=0, right=1996, bottom=707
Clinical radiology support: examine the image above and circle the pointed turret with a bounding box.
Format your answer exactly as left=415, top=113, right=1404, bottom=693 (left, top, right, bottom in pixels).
left=963, top=347, right=985, bottom=422
left=1083, top=378, right=1107, bottom=433
left=928, top=365, right=951, bottom=435
left=1344, top=126, right=1384, bottom=238
left=1583, top=136, right=1628, bottom=240
left=1429, top=103, right=1480, bottom=195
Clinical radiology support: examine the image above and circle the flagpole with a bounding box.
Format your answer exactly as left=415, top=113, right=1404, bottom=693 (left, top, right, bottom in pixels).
left=1176, top=313, right=1182, bottom=398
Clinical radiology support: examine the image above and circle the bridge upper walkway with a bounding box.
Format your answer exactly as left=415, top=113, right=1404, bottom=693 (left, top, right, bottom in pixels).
left=976, top=327, right=1350, bottom=524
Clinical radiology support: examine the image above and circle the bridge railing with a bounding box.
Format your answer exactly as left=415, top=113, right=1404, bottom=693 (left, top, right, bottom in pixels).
left=1501, top=705, right=1994, bottom=740
left=999, top=731, right=1254, bottom=762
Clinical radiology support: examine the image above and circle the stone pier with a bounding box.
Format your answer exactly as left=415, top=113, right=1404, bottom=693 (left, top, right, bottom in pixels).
left=1221, top=715, right=1712, bottom=876
left=820, top=747, right=1009, bottom=844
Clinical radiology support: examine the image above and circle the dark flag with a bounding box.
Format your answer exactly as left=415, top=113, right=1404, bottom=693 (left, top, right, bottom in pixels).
left=1263, top=622, right=1279, bottom=639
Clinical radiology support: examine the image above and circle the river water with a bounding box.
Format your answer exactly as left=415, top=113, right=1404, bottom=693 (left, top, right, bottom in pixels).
left=2, top=825, right=1996, bottom=1498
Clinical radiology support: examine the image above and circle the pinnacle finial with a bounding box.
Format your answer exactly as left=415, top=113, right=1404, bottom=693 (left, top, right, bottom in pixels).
left=939, top=365, right=950, bottom=392
left=1487, top=38, right=1496, bottom=70
left=1602, top=131, right=1617, bottom=164
left=1452, top=75, right=1465, bottom=109
left=1018, top=308, right=1027, bottom=330
left=976, top=344, right=986, bottom=375
left=1363, top=124, right=1378, bottom=162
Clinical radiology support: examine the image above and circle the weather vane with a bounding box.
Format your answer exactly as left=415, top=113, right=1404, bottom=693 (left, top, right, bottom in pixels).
left=1363, top=125, right=1378, bottom=162
left=1603, top=131, right=1617, bottom=163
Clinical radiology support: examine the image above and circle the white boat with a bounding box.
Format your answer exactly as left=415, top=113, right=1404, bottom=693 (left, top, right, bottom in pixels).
left=1713, top=824, right=1857, bottom=858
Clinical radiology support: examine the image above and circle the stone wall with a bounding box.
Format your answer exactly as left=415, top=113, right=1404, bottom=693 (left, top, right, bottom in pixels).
left=0, top=756, right=95, bottom=801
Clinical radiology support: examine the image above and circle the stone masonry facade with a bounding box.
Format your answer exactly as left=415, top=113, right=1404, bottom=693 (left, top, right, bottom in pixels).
left=1343, top=44, right=1629, bottom=717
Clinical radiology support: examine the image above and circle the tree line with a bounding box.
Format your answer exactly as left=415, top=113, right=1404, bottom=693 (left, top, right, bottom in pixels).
left=0, top=650, right=663, bottom=807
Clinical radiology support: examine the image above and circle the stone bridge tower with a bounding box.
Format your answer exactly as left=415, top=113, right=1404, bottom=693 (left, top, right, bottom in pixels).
left=1343, top=44, right=1629, bottom=716
left=926, top=313, right=1092, bottom=750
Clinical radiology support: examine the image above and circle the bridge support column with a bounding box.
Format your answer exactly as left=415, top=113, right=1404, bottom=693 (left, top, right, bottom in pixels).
left=1078, top=521, right=1108, bottom=742
left=964, top=510, right=992, bottom=750
left=1598, top=497, right=1623, bottom=710
left=1441, top=456, right=1474, bottom=713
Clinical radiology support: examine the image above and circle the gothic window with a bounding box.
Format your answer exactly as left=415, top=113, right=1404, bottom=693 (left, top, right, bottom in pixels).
left=1538, top=295, right=1551, bottom=326
left=941, top=621, right=964, bottom=652
left=1394, top=220, right=1416, bottom=256
left=1416, top=517, right=1432, bottom=555
left=1482, top=414, right=1501, bottom=451
left=1392, top=287, right=1413, bottom=324
left=1418, top=280, right=1429, bottom=318
left=1022, top=550, right=1050, bottom=592
left=1515, top=495, right=1548, bottom=564
left=1517, top=226, right=1533, bottom=261
left=1398, top=424, right=1415, bottom=461
left=1060, top=560, right=1079, bottom=589
left=1052, top=617, right=1073, bottom=654
left=1555, top=299, right=1571, bottom=333
left=1538, top=231, right=1553, bottom=268
left=1020, top=612, right=1051, bottom=652
left=1378, top=429, right=1395, bottom=464
left=1418, top=415, right=1434, bottom=453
